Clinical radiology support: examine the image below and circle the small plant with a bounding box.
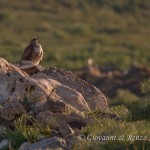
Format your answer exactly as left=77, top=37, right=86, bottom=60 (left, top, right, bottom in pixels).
left=128, top=99, right=150, bottom=121
left=3, top=129, right=26, bottom=149
left=127, top=79, right=150, bottom=121
left=106, top=105, right=130, bottom=119
left=141, top=78, right=150, bottom=97
left=3, top=115, right=51, bottom=149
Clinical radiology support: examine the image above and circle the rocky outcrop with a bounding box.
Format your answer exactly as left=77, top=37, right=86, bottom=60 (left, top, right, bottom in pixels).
left=0, top=57, right=108, bottom=149
left=0, top=58, right=108, bottom=121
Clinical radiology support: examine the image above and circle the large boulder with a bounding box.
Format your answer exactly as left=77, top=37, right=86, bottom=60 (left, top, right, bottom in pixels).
left=0, top=58, right=108, bottom=120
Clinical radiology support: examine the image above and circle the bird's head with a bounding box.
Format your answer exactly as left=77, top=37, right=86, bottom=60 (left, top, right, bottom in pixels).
left=30, top=37, right=39, bottom=44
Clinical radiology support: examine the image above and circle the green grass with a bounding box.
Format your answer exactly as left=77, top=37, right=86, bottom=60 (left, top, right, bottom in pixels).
left=73, top=79, right=150, bottom=150
left=0, top=0, right=150, bottom=70
left=73, top=119, right=150, bottom=150
left=2, top=115, right=51, bottom=150
left=73, top=104, right=150, bottom=150
left=109, top=89, right=139, bottom=106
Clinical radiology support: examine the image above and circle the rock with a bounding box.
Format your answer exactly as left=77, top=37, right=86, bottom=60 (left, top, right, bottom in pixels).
left=27, top=137, right=66, bottom=150
left=0, top=58, right=49, bottom=103
left=58, top=123, right=74, bottom=137
left=19, top=142, right=30, bottom=150
left=32, top=72, right=91, bottom=113
left=37, top=135, right=47, bottom=141
left=34, top=99, right=69, bottom=113
left=64, top=134, right=75, bottom=150
left=0, top=139, right=9, bottom=149
left=0, top=126, right=7, bottom=135
left=67, top=113, right=92, bottom=129
left=72, top=127, right=80, bottom=136
left=0, top=126, right=7, bottom=141
left=50, top=129, right=61, bottom=137
left=42, top=68, right=108, bottom=111
left=19, top=137, right=67, bottom=150
left=0, top=118, right=14, bottom=129
left=0, top=100, right=26, bottom=120
left=0, top=58, right=108, bottom=121
left=37, top=111, right=61, bottom=129
left=37, top=111, right=91, bottom=130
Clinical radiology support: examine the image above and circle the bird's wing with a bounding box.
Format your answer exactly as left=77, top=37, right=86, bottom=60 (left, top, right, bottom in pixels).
left=21, top=44, right=33, bottom=60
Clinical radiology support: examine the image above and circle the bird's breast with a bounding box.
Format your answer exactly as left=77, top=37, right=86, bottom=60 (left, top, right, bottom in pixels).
left=34, top=44, right=42, bottom=53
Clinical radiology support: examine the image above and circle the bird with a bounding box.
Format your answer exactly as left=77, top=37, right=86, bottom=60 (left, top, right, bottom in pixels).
left=21, top=37, right=43, bottom=65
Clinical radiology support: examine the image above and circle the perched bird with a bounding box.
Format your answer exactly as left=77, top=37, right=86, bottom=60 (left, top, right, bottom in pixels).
left=21, top=37, right=43, bottom=65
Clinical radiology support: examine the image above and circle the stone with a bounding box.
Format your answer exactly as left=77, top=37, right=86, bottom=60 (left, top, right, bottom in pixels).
left=32, top=72, right=91, bottom=113
left=37, top=111, right=61, bottom=129
left=50, top=129, right=61, bottom=137
left=0, top=58, right=108, bottom=122
left=19, top=142, right=30, bottom=150
left=19, top=137, right=67, bottom=150
left=28, top=137, right=66, bottom=150
left=0, top=139, right=9, bottom=149
left=37, top=135, right=47, bottom=141
left=42, top=68, right=108, bottom=111
left=37, top=111, right=91, bottom=130
left=58, top=123, right=74, bottom=137
left=0, top=126, right=7, bottom=135
left=0, top=100, right=26, bottom=120
left=34, top=99, right=69, bottom=113
left=64, top=134, right=75, bottom=150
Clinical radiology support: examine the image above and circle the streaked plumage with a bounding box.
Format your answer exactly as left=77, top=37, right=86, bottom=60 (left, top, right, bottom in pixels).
left=21, top=37, right=43, bottom=65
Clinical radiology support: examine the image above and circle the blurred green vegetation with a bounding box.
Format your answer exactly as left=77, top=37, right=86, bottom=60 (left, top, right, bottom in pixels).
left=73, top=79, right=150, bottom=150
left=2, top=115, right=51, bottom=149
left=109, top=89, right=139, bottom=106
left=0, top=0, right=150, bottom=69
